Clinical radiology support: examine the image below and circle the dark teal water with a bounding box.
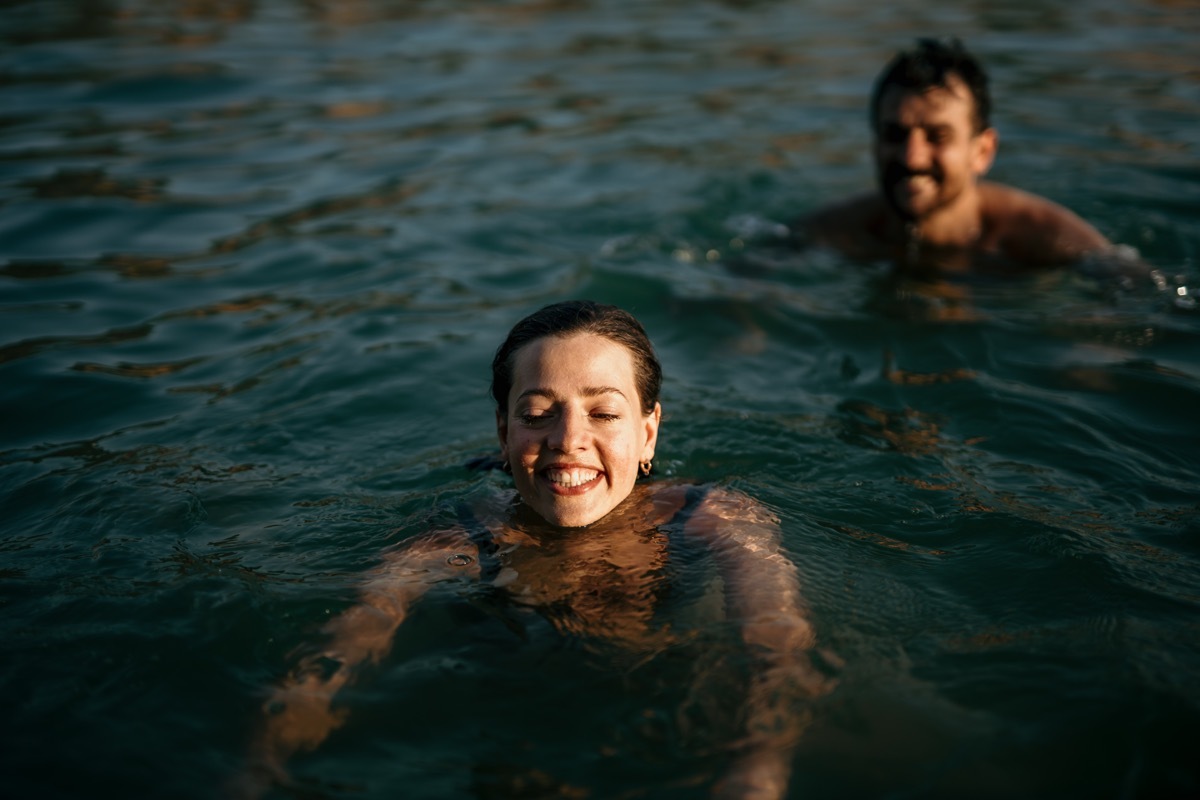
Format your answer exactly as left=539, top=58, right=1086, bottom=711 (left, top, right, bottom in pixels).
left=2, top=2, right=1198, bottom=798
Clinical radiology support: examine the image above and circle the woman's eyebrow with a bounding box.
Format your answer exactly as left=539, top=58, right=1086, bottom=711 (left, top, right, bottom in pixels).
left=582, top=385, right=627, bottom=399
left=516, top=386, right=627, bottom=401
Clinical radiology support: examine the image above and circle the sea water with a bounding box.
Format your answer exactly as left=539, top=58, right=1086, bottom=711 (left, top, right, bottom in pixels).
left=1, top=1, right=1197, bottom=798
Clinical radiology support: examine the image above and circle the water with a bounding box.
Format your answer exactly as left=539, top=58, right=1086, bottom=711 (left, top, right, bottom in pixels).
left=2, top=1, right=1198, bottom=798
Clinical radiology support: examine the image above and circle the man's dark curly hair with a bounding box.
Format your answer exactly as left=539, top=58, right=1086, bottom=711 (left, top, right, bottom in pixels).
left=870, top=38, right=992, bottom=134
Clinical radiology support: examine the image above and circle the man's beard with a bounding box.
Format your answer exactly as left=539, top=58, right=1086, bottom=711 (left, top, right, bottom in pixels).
left=879, top=161, right=940, bottom=222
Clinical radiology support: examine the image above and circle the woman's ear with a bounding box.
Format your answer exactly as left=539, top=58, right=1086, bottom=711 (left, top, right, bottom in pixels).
left=641, top=402, right=661, bottom=462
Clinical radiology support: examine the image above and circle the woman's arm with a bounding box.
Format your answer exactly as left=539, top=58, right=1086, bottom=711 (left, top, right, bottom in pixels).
left=685, top=487, right=828, bottom=800
left=237, top=530, right=480, bottom=796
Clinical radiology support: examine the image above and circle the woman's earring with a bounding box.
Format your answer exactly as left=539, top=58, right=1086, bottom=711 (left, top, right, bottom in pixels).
left=639, top=460, right=652, bottom=477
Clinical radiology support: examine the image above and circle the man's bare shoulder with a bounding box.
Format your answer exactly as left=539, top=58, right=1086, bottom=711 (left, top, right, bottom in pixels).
left=979, top=182, right=1111, bottom=265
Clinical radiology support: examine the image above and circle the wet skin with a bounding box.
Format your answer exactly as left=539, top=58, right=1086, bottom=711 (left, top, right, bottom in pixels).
left=800, top=75, right=1112, bottom=270
left=240, top=334, right=823, bottom=800
left=497, top=332, right=660, bottom=528
left=873, top=77, right=996, bottom=245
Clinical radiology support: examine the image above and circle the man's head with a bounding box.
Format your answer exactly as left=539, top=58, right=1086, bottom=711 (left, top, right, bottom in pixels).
left=870, top=39, right=998, bottom=224
left=870, top=38, right=991, bottom=135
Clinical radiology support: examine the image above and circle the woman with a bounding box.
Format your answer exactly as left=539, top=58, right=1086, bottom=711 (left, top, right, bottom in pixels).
left=242, top=301, right=825, bottom=800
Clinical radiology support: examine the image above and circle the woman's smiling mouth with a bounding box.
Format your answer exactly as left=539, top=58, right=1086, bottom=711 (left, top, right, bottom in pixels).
left=542, top=466, right=603, bottom=493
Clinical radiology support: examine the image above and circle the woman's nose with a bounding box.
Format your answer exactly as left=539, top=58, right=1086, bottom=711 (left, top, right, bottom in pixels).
left=549, top=412, right=587, bottom=451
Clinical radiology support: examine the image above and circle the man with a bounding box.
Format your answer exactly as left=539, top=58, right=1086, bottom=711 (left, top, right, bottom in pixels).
left=800, top=38, right=1111, bottom=272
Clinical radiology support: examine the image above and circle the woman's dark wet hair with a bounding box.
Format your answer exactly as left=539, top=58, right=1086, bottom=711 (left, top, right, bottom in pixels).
left=491, top=300, right=662, bottom=416
left=870, top=37, right=992, bottom=134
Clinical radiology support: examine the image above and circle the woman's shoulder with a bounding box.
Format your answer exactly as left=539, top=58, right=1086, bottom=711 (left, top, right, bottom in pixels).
left=670, top=483, right=784, bottom=554
left=640, top=481, right=778, bottom=534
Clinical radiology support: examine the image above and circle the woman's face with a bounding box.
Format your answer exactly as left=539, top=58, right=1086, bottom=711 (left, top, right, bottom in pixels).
left=497, top=332, right=660, bottom=528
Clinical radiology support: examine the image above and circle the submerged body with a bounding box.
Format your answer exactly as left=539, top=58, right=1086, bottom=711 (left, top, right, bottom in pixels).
left=245, top=483, right=819, bottom=799
left=805, top=179, right=1110, bottom=274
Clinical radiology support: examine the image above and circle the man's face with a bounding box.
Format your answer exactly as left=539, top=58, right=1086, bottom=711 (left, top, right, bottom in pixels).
left=873, top=77, right=996, bottom=222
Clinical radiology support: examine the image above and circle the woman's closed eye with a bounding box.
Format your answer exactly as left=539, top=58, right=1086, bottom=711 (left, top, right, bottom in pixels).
left=517, top=410, right=621, bottom=425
